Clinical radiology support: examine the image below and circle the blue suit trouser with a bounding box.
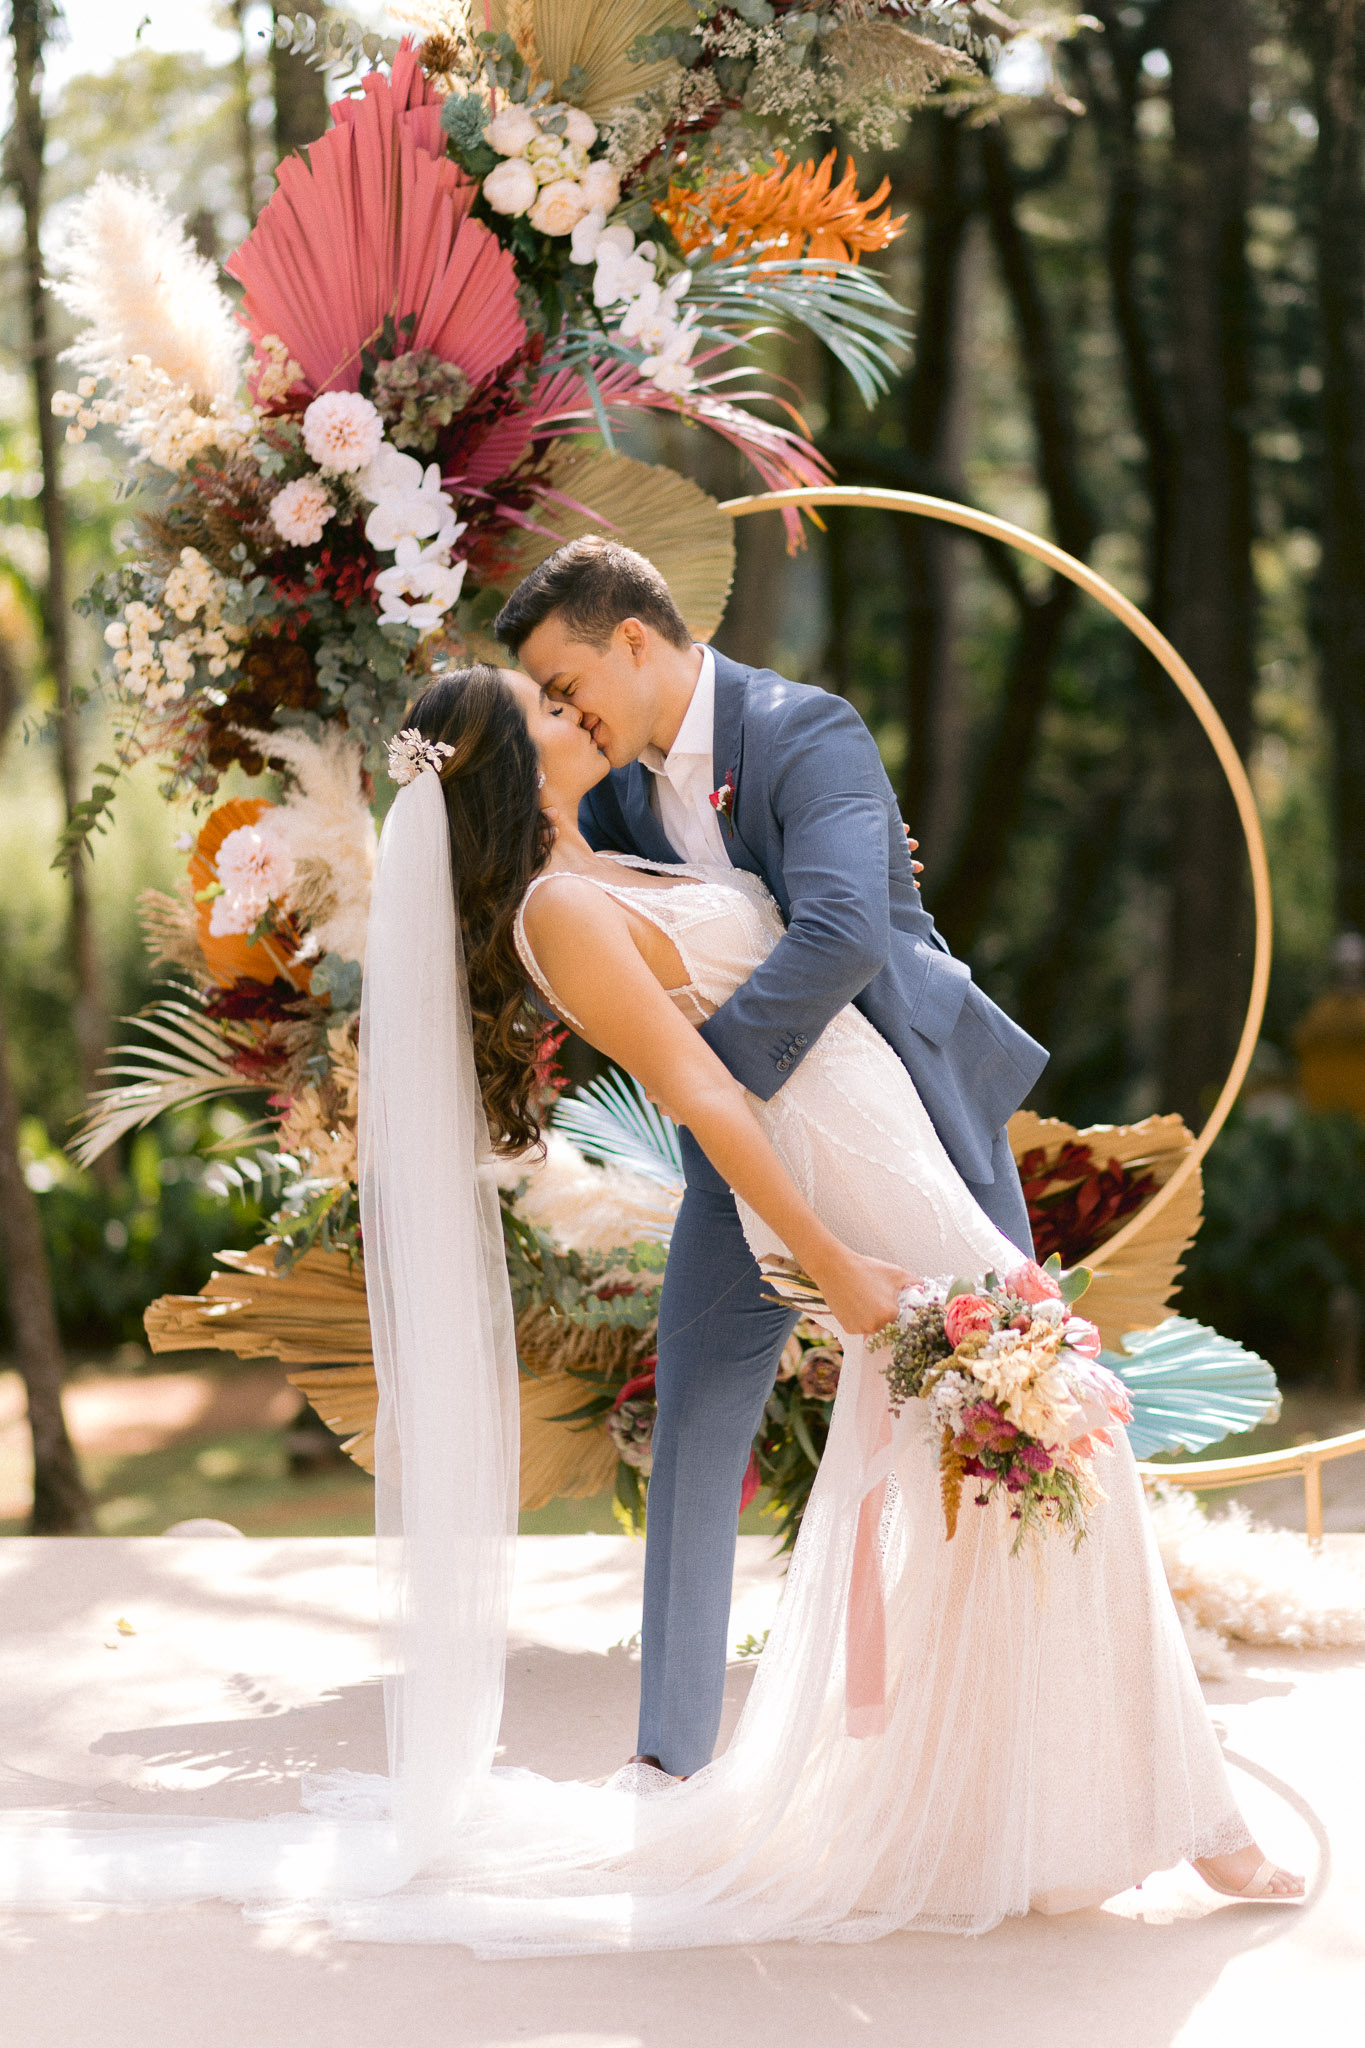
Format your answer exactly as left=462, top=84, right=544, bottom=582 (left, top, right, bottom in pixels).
left=636, top=1124, right=1034, bottom=1778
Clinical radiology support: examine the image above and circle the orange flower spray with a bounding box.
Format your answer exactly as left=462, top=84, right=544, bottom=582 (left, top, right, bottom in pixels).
left=659, top=149, right=906, bottom=266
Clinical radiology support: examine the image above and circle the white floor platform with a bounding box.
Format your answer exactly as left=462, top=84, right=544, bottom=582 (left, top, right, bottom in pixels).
left=1, top=1535, right=1361, bottom=2047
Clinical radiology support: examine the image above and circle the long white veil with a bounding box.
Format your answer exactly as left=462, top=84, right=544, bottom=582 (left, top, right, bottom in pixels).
left=0, top=765, right=519, bottom=1909
left=360, top=766, right=519, bottom=1853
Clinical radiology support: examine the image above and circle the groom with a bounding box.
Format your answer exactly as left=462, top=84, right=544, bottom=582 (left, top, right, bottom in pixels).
left=496, top=538, right=1047, bottom=1778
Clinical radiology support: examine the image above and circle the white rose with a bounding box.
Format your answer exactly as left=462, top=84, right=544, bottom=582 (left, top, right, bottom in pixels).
left=532, top=150, right=568, bottom=188
left=570, top=206, right=607, bottom=266
left=486, top=105, right=538, bottom=156
left=483, top=156, right=539, bottom=218
left=563, top=107, right=597, bottom=149
left=530, top=178, right=591, bottom=238
left=579, top=159, right=621, bottom=214
left=561, top=142, right=590, bottom=179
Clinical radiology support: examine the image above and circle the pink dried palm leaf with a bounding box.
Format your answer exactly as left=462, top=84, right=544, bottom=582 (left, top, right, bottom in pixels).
left=527, top=360, right=830, bottom=539
left=227, top=42, right=524, bottom=398
left=458, top=409, right=537, bottom=489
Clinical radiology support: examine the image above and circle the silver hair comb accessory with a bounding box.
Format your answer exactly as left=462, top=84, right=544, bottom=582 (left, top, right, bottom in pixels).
left=386, top=728, right=455, bottom=785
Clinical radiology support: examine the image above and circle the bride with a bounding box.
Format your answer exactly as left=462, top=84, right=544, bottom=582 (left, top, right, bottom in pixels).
left=0, top=661, right=1300, bottom=1947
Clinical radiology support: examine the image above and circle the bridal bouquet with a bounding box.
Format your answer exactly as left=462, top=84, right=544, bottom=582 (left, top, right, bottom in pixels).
left=869, top=1255, right=1133, bottom=1553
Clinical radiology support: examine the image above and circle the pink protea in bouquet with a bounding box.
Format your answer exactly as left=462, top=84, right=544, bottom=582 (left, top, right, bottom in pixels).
left=868, top=1254, right=1134, bottom=1554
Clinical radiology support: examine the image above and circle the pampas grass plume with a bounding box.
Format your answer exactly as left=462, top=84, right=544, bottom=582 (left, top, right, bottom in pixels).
left=261, top=727, right=378, bottom=966
left=498, top=1132, right=680, bottom=1256
left=1149, top=1484, right=1365, bottom=1672
left=50, top=174, right=245, bottom=400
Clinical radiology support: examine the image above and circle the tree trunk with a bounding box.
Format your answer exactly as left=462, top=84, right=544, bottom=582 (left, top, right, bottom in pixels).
left=0, top=618, right=91, bottom=1533
left=272, top=17, right=330, bottom=160
left=927, top=123, right=1096, bottom=948
left=1081, top=5, right=1177, bottom=636
left=8, top=0, right=107, bottom=1117
left=231, top=1, right=260, bottom=224
left=1293, top=0, right=1365, bottom=938
left=0, top=983, right=91, bottom=1532
left=1160, top=0, right=1257, bottom=1123
left=896, top=110, right=974, bottom=847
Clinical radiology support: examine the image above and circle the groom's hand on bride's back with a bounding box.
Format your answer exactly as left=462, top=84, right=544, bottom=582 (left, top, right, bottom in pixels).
left=905, top=830, right=923, bottom=878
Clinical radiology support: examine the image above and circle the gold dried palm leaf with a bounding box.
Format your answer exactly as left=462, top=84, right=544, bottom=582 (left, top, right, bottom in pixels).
left=486, top=0, right=692, bottom=120
left=518, top=1361, right=621, bottom=1508
left=494, top=442, right=736, bottom=641
left=285, top=1364, right=381, bottom=1471
left=1007, top=1111, right=1204, bottom=1351
left=144, top=1243, right=374, bottom=1364
left=145, top=1247, right=648, bottom=1506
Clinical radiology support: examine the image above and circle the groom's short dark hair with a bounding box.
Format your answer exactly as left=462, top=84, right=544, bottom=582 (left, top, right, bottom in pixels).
left=495, top=536, right=692, bottom=655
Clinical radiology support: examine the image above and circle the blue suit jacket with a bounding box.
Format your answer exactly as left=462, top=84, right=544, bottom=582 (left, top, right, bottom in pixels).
left=579, top=650, right=1048, bottom=1191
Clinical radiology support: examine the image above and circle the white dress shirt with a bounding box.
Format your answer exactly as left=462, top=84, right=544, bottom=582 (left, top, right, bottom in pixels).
left=639, top=645, right=732, bottom=870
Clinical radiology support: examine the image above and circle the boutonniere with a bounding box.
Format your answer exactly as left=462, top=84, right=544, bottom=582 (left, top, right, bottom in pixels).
left=709, top=769, right=737, bottom=835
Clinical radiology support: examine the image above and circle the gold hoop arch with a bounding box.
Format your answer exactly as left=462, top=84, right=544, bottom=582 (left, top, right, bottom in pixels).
left=720, top=486, right=1273, bottom=1263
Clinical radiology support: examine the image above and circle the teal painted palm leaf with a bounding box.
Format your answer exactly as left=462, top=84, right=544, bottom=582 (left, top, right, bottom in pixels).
left=1103, top=1316, right=1281, bottom=1460
left=551, top=1070, right=685, bottom=1193
left=682, top=255, right=912, bottom=408
left=70, top=996, right=259, bottom=1169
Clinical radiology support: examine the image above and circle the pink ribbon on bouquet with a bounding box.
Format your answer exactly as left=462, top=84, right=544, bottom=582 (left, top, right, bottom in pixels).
left=845, top=1347, right=894, bottom=1739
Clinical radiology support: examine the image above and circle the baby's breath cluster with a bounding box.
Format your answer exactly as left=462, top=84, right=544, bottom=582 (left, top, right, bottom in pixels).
left=103, top=548, right=245, bottom=710
left=53, top=357, right=255, bottom=470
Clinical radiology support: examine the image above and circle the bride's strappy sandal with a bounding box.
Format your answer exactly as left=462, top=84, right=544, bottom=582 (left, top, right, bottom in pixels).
left=1193, top=1856, right=1305, bottom=1903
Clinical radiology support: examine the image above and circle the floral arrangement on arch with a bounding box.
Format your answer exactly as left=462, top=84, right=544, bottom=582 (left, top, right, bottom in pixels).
left=46, top=4, right=997, bottom=824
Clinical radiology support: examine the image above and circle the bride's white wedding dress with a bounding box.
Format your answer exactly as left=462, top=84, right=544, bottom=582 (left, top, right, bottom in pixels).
left=0, top=784, right=1250, bottom=1951
left=486, top=854, right=1253, bottom=1941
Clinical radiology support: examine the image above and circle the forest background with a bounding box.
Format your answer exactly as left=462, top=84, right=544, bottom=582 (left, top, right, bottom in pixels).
left=3, top=0, right=1365, bottom=1533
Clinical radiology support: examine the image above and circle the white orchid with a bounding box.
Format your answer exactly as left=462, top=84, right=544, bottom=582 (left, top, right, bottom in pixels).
left=374, top=533, right=469, bottom=635
left=359, top=445, right=459, bottom=552
left=570, top=206, right=608, bottom=266
left=642, top=330, right=699, bottom=395
left=593, top=230, right=659, bottom=310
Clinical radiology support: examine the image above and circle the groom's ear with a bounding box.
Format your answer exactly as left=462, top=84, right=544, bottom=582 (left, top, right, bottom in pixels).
left=620, top=617, right=649, bottom=663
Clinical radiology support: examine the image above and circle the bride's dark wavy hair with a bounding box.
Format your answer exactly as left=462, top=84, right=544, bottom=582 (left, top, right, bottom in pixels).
left=405, top=665, right=553, bottom=1157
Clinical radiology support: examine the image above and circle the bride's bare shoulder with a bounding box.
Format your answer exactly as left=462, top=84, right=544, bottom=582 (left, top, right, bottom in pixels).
left=520, top=871, right=621, bottom=950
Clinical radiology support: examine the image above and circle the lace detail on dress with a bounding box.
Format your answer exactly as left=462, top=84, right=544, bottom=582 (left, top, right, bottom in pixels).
left=514, top=857, right=783, bottom=1031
